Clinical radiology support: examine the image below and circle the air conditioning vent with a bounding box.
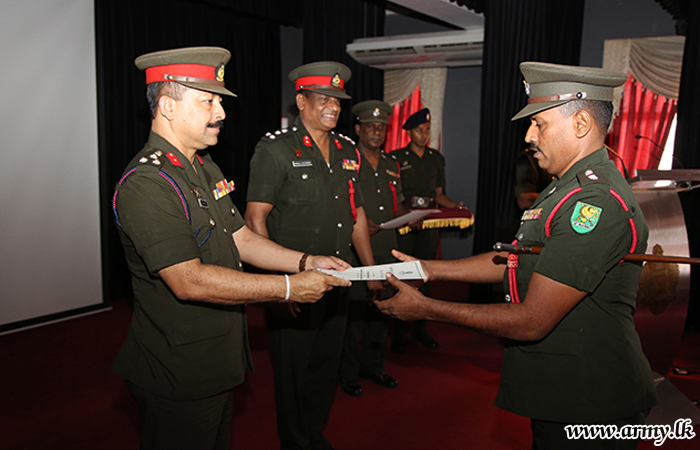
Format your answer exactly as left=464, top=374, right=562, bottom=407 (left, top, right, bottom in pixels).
left=346, top=29, right=484, bottom=70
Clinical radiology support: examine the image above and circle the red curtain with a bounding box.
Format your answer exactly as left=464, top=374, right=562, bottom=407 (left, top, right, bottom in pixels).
left=607, top=75, right=678, bottom=176
left=385, top=84, right=423, bottom=153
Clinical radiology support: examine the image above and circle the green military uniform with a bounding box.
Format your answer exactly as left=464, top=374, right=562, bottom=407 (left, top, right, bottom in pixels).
left=247, top=115, right=362, bottom=450
left=495, top=148, right=657, bottom=422
left=112, top=46, right=248, bottom=450
left=113, top=131, right=250, bottom=398
left=112, top=132, right=251, bottom=447
left=340, top=147, right=404, bottom=381
left=501, top=61, right=659, bottom=448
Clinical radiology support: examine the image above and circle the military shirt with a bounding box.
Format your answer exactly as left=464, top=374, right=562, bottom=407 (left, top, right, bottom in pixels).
left=392, top=145, right=446, bottom=199
left=247, top=116, right=363, bottom=262
left=494, top=148, right=658, bottom=423
left=111, top=131, right=251, bottom=400
left=357, top=150, right=404, bottom=263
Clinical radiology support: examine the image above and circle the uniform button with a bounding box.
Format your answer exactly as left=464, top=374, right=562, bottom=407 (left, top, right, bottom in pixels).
left=377, top=189, right=381, bottom=193
left=239, top=262, right=243, bottom=268
left=302, top=174, right=309, bottom=180
left=337, top=223, right=343, bottom=228
left=336, top=250, right=340, bottom=255
left=223, top=228, right=228, bottom=234
left=379, top=206, right=384, bottom=211
left=374, top=172, right=378, bottom=177
left=209, top=219, right=216, bottom=227
left=231, top=208, right=236, bottom=215
left=330, top=169, right=334, bottom=173
left=335, top=195, right=339, bottom=200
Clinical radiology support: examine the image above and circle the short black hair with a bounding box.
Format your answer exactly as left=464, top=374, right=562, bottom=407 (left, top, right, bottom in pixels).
left=558, top=100, right=614, bottom=134
left=145, top=81, right=187, bottom=119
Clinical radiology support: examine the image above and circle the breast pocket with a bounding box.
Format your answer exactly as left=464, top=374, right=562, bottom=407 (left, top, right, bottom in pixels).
left=287, top=166, right=319, bottom=204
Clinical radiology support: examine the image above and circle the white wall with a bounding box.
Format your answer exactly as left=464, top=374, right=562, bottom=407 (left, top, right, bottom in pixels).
left=0, top=0, right=102, bottom=327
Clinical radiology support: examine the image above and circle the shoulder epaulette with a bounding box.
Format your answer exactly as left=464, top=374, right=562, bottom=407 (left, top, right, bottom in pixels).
left=576, top=167, right=610, bottom=187
left=335, top=132, right=356, bottom=146
left=263, top=126, right=297, bottom=141
left=136, top=150, right=167, bottom=168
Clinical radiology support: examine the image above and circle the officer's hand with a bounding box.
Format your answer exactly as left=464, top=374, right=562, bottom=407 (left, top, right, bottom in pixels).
left=391, top=249, right=432, bottom=284
left=408, top=218, right=424, bottom=231
left=268, top=301, right=301, bottom=320
left=374, top=273, right=429, bottom=321
left=365, top=280, right=384, bottom=303
left=305, top=255, right=352, bottom=271
left=290, top=270, right=351, bottom=303
left=367, top=219, right=382, bottom=236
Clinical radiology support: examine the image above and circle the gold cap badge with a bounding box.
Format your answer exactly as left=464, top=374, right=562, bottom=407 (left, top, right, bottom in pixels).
left=331, top=73, right=341, bottom=88
left=216, top=63, right=225, bottom=82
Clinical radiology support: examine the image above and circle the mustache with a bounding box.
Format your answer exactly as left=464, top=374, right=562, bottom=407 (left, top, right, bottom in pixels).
left=526, top=143, right=540, bottom=153
left=207, top=120, right=225, bottom=129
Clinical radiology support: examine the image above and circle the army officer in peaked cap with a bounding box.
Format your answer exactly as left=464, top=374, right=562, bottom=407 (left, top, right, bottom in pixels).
left=377, top=62, right=657, bottom=449
left=111, top=47, right=351, bottom=450
left=339, top=100, right=408, bottom=397
left=246, top=61, right=380, bottom=450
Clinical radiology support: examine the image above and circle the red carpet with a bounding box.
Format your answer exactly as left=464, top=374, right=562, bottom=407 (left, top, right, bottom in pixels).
left=1, top=285, right=698, bottom=449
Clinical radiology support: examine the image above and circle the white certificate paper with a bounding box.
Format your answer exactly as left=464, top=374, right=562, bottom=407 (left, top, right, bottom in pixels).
left=379, top=209, right=440, bottom=229
left=317, top=261, right=426, bottom=281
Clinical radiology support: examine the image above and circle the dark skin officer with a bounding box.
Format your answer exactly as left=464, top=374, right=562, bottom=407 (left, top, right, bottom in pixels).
left=376, top=62, right=657, bottom=449
left=112, top=47, right=350, bottom=450
left=246, top=61, right=380, bottom=450
left=339, top=100, right=409, bottom=397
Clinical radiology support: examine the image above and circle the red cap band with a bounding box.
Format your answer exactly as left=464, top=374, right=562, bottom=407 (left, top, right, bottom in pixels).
left=296, top=75, right=344, bottom=91
left=145, top=63, right=219, bottom=85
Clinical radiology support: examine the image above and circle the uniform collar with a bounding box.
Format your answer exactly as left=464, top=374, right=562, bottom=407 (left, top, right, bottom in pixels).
left=147, top=131, right=204, bottom=177
left=293, top=116, right=344, bottom=163
left=557, top=147, right=609, bottom=185
left=147, top=130, right=180, bottom=155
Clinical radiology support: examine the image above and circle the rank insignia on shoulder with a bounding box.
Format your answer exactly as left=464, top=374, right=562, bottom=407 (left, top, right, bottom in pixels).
left=570, top=201, right=602, bottom=234
left=521, top=208, right=543, bottom=221
left=167, top=152, right=183, bottom=167
left=577, top=167, right=609, bottom=186
left=303, top=135, right=312, bottom=147
left=213, top=179, right=235, bottom=200
left=342, top=159, right=360, bottom=172
left=334, top=138, right=343, bottom=150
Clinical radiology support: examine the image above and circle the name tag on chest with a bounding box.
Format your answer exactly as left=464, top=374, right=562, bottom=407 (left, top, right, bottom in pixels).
left=292, top=160, right=313, bottom=168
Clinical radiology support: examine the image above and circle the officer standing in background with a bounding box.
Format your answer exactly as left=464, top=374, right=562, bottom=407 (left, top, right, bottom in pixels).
left=391, top=108, right=464, bottom=352
left=245, top=61, right=380, bottom=450
left=377, top=62, right=657, bottom=449
left=339, top=100, right=408, bottom=397
left=111, top=47, right=351, bottom=450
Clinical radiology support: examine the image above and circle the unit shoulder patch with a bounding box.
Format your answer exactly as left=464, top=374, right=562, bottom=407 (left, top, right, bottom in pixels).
left=570, top=201, right=602, bottom=234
